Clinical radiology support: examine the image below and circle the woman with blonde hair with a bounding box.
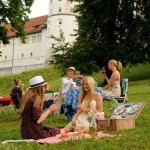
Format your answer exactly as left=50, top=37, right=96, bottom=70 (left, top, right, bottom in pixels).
left=102, top=59, right=122, bottom=98
left=63, top=76, right=103, bottom=132
left=20, top=76, right=61, bottom=140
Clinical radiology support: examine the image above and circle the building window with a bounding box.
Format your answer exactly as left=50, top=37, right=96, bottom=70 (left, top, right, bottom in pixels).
left=52, top=44, right=54, bottom=48
left=59, top=21, right=62, bottom=25
left=32, top=36, right=36, bottom=43
left=22, top=53, right=24, bottom=58
left=0, top=43, right=1, bottom=48
left=37, top=35, right=42, bottom=42
left=30, top=52, right=33, bottom=56
left=59, top=7, right=62, bottom=12
left=51, top=0, right=52, bottom=3
left=58, top=0, right=61, bottom=1
left=5, top=55, right=7, bottom=60
left=57, top=19, right=63, bottom=26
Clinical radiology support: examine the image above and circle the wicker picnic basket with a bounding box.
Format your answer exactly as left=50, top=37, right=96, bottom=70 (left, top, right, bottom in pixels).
left=97, top=102, right=145, bottom=131
left=97, top=118, right=136, bottom=131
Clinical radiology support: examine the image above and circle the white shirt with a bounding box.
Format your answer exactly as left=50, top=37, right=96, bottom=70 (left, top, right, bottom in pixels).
left=61, top=77, right=76, bottom=94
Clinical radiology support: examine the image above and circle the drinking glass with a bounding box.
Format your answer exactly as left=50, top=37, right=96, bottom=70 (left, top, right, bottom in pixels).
left=101, top=67, right=106, bottom=76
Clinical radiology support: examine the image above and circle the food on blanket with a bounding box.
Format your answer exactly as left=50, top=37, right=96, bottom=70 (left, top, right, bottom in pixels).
left=67, top=132, right=79, bottom=137
left=61, top=133, right=69, bottom=138
left=57, top=132, right=80, bottom=138
left=78, top=127, right=89, bottom=134
left=64, top=130, right=69, bottom=133
left=56, top=131, right=114, bottom=141
left=36, top=132, right=113, bottom=144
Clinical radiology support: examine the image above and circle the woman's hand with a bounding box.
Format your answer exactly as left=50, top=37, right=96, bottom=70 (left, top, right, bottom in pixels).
left=77, top=104, right=87, bottom=111
left=37, top=103, right=59, bottom=124
left=102, top=73, right=107, bottom=79
left=71, top=119, right=76, bottom=126
left=69, top=84, right=75, bottom=89
left=49, top=103, right=60, bottom=111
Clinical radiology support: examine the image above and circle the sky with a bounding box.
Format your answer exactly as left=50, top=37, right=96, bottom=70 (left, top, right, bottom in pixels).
left=29, top=0, right=49, bottom=18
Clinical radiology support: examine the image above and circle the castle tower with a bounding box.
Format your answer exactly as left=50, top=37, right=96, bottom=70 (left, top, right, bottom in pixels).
left=47, top=0, right=78, bottom=60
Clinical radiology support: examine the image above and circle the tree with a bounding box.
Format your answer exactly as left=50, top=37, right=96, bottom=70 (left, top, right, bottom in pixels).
left=51, top=29, right=100, bottom=75
left=50, top=29, right=73, bottom=74
left=0, top=0, right=34, bottom=44
left=52, top=0, right=150, bottom=74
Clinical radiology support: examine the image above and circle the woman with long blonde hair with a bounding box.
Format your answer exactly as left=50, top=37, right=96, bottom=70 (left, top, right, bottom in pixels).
left=20, top=76, right=61, bottom=140
left=102, top=59, right=122, bottom=98
left=63, top=76, right=103, bottom=132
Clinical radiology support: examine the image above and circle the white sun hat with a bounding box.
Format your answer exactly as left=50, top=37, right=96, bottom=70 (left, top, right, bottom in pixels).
left=29, top=76, right=47, bottom=88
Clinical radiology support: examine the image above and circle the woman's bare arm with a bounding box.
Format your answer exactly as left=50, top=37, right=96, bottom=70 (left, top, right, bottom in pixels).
left=102, top=72, right=119, bottom=90
left=77, top=93, right=103, bottom=113
left=37, top=103, right=59, bottom=124
left=94, top=92, right=103, bottom=113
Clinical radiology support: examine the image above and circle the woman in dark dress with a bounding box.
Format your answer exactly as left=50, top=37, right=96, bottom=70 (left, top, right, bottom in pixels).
left=11, top=79, right=24, bottom=108
left=20, top=76, right=61, bottom=140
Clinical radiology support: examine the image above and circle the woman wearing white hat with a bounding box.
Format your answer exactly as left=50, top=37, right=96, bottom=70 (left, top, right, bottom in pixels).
left=20, top=76, right=61, bottom=140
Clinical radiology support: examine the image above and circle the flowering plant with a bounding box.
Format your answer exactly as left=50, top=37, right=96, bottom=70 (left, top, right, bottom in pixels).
left=73, top=73, right=84, bottom=86
left=76, top=74, right=84, bottom=79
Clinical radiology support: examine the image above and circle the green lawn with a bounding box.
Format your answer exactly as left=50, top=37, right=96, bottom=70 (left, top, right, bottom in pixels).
left=0, top=79, right=150, bottom=150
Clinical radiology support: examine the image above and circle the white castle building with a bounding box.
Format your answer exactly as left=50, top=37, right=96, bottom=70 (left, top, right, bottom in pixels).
left=0, top=0, right=78, bottom=75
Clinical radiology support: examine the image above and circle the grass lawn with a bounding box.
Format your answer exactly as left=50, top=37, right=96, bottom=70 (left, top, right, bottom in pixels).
left=0, top=79, right=150, bottom=150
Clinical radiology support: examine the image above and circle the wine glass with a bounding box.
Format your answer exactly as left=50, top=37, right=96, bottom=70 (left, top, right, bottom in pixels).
left=101, top=67, right=106, bottom=76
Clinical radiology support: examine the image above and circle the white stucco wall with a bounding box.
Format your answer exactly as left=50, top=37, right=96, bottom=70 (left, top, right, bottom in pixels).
left=0, top=29, right=48, bottom=75
left=48, top=14, right=77, bottom=43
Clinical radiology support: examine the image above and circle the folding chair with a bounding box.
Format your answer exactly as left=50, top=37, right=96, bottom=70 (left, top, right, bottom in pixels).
left=0, top=103, right=8, bottom=114
left=106, top=78, right=128, bottom=117
left=116, top=78, right=128, bottom=103
left=0, top=97, right=14, bottom=114
left=0, top=94, right=6, bottom=114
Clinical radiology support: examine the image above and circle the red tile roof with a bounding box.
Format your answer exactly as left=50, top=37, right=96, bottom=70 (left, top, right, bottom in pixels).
left=3, top=15, right=48, bottom=37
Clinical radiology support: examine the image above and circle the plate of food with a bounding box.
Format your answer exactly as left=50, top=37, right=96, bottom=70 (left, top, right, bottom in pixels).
left=114, top=105, right=125, bottom=115
left=126, top=104, right=139, bottom=114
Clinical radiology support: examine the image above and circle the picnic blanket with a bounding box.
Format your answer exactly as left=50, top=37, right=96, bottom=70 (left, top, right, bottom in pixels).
left=1, top=132, right=113, bottom=144
left=37, top=131, right=113, bottom=144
